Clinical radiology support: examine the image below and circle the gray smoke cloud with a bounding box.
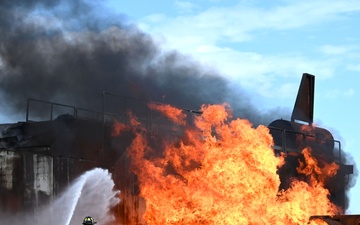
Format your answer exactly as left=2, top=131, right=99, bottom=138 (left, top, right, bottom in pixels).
left=0, top=0, right=279, bottom=125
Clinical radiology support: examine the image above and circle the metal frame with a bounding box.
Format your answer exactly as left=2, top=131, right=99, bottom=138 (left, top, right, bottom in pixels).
left=268, top=126, right=342, bottom=165
left=26, top=98, right=102, bottom=122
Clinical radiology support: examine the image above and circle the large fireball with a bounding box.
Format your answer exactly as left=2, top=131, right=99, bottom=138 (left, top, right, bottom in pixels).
left=114, top=103, right=339, bottom=225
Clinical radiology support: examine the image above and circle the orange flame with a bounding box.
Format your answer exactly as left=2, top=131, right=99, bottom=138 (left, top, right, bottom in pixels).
left=112, top=120, right=127, bottom=136
left=297, top=148, right=339, bottom=186
left=117, top=103, right=339, bottom=224
left=112, top=111, right=142, bottom=136
left=148, top=102, right=187, bottom=125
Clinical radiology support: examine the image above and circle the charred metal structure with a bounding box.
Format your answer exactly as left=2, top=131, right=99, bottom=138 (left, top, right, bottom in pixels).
left=268, top=73, right=354, bottom=210
left=0, top=74, right=357, bottom=224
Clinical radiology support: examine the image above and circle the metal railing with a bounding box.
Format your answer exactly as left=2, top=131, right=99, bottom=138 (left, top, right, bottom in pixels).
left=268, top=125, right=342, bottom=165
left=26, top=98, right=103, bottom=122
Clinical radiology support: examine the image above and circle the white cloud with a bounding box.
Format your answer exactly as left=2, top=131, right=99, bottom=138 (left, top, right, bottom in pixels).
left=319, top=45, right=358, bottom=55
left=174, top=1, right=197, bottom=14
left=347, top=63, right=360, bottom=71
left=137, top=0, right=360, bottom=99
left=324, top=88, right=355, bottom=99
left=142, top=13, right=168, bottom=23
left=277, top=82, right=299, bottom=97
left=140, top=1, right=360, bottom=46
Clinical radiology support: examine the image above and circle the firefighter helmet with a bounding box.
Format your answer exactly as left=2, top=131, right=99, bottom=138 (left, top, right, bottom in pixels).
left=82, top=216, right=97, bottom=225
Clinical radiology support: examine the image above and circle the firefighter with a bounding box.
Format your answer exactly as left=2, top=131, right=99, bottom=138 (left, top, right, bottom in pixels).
left=82, top=216, right=97, bottom=225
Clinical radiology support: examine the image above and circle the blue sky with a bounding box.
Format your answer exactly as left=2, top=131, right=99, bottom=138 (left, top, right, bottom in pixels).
left=105, top=0, right=360, bottom=213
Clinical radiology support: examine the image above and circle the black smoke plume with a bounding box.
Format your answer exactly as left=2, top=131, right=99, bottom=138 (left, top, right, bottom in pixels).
left=0, top=0, right=276, bottom=125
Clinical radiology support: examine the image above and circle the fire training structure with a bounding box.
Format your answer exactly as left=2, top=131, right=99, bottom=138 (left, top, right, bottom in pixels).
left=0, top=73, right=357, bottom=224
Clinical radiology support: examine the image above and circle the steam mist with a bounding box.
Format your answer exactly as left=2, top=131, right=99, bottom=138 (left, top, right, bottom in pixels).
left=0, top=0, right=276, bottom=125
left=0, top=168, right=119, bottom=225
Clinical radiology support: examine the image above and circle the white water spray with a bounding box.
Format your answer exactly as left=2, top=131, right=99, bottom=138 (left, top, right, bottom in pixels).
left=0, top=168, right=120, bottom=225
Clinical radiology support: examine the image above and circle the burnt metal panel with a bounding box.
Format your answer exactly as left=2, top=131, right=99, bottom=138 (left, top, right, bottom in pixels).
left=291, top=73, right=315, bottom=125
